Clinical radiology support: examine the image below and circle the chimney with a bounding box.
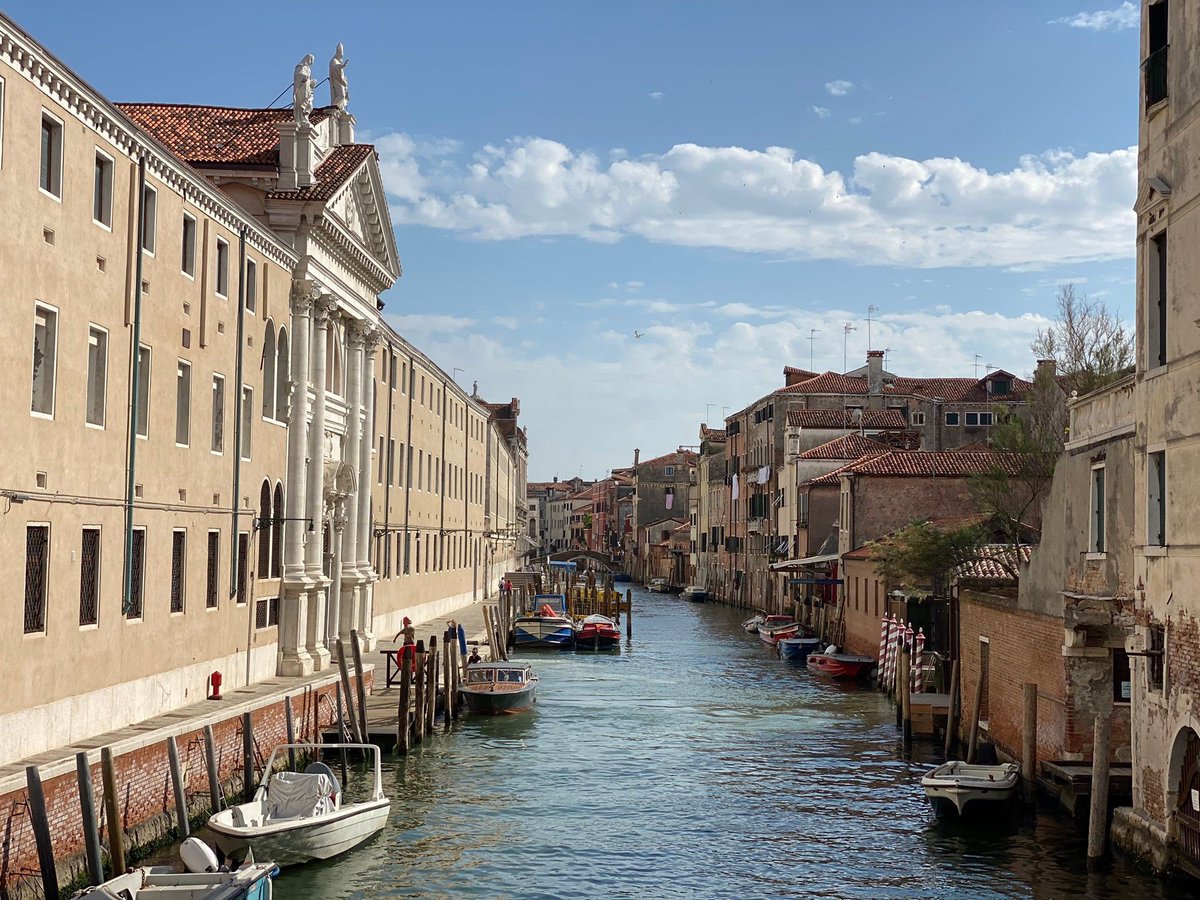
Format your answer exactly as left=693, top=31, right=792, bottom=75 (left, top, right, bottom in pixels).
left=553, top=476, right=558, bottom=483
left=866, top=350, right=885, bottom=396
left=633, top=448, right=640, bottom=468
left=1036, top=359, right=1057, bottom=381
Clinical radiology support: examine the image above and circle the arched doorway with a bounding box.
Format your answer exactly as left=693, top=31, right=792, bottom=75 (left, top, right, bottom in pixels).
left=1172, top=727, right=1200, bottom=864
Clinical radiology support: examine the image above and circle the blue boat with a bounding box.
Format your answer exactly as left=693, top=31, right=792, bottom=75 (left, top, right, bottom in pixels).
left=612, top=572, right=632, bottom=583
left=777, top=636, right=822, bottom=662
left=512, top=594, right=576, bottom=649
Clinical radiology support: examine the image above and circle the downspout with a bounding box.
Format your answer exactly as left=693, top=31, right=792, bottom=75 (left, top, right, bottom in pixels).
left=403, top=354, right=415, bottom=574
left=122, top=156, right=147, bottom=616
left=381, top=346, right=394, bottom=570
left=229, top=227, right=247, bottom=596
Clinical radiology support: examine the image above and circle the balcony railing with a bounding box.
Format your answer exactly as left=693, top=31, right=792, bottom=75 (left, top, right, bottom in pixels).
left=1145, top=45, right=1168, bottom=109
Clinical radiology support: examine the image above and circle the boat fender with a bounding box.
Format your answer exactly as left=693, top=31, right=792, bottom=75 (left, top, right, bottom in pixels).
left=181, top=837, right=221, bottom=874
left=825, top=645, right=837, bottom=655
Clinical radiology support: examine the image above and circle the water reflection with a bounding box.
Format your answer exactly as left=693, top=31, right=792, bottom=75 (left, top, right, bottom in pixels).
left=276, top=590, right=1189, bottom=899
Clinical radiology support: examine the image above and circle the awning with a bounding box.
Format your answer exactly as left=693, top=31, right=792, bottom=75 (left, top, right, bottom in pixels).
left=788, top=578, right=843, bottom=585
left=770, top=552, right=839, bottom=571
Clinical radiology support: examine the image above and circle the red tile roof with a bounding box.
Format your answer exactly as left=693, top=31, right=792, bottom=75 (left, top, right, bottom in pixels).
left=803, top=450, right=1027, bottom=484
left=701, top=426, right=728, bottom=442
left=797, top=433, right=896, bottom=460
left=785, top=409, right=907, bottom=429
left=956, top=544, right=1033, bottom=580
left=268, top=144, right=375, bottom=201
left=775, top=368, right=1036, bottom=403
left=778, top=371, right=870, bottom=396
left=804, top=459, right=863, bottom=487
left=639, top=449, right=699, bottom=468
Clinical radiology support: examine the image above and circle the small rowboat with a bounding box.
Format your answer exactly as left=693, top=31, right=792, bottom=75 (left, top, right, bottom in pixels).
left=806, top=651, right=875, bottom=679
left=757, top=615, right=800, bottom=645
left=680, top=585, right=708, bottom=603
left=575, top=614, right=620, bottom=651
left=921, top=761, right=1020, bottom=817
left=777, top=636, right=822, bottom=661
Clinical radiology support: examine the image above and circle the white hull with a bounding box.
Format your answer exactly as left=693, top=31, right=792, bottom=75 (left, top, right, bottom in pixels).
left=210, top=799, right=390, bottom=866
left=921, top=761, right=1019, bottom=816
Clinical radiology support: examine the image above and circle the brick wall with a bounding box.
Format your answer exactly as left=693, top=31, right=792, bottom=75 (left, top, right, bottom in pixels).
left=0, top=673, right=368, bottom=897
left=842, top=557, right=887, bottom=657
left=960, top=588, right=1066, bottom=763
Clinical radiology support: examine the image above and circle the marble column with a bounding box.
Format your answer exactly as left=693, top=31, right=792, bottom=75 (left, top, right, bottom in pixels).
left=356, top=330, right=380, bottom=648
left=339, top=320, right=365, bottom=642
left=279, top=280, right=316, bottom=676
left=303, top=293, right=336, bottom=670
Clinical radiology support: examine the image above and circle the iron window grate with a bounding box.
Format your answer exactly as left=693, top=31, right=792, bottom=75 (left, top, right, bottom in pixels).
left=24, top=525, right=49, bottom=634
left=127, top=529, right=145, bottom=619
left=79, top=528, right=100, bottom=626
left=170, top=530, right=186, bottom=613
left=206, top=531, right=219, bottom=608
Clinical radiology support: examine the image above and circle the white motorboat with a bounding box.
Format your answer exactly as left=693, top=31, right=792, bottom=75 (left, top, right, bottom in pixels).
left=680, top=585, right=708, bottom=602
left=920, top=761, right=1020, bottom=816
left=741, top=615, right=764, bottom=634
left=73, top=837, right=276, bottom=898
left=208, top=743, right=390, bottom=867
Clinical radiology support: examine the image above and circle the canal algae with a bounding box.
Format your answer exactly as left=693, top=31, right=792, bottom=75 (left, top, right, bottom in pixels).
left=276, top=589, right=1190, bottom=899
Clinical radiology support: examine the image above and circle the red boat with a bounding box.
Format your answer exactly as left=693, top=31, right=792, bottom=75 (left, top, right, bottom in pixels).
left=806, top=651, right=876, bottom=680
left=757, top=615, right=800, bottom=645
left=575, top=614, right=620, bottom=651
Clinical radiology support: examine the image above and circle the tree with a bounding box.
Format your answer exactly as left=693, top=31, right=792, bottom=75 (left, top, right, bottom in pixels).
left=1032, top=283, right=1134, bottom=397
left=870, top=520, right=1007, bottom=596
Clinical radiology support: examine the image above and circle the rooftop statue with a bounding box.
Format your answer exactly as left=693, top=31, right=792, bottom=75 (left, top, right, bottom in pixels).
left=330, top=44, right=350, bottom=110
left=293, top=53, right=316, bottom=125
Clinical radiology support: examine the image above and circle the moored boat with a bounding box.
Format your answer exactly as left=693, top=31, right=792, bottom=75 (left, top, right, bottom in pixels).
left=680, top=585, right=707, bottom=603
left=208, top=744, right=389, bottom=868
left=777, top=636, right=822, bottom=661
left=73, top=838, right=276, bottom=898
left=647, top=577, right=670, bottom=593
left=575, top=613, right=620, bottom=651
left=741, top=615, right=764, bottom=634
left=921, top=761, right=1020, bottom=817
left=460, top=661, right=538, bottom=714
left=757, top=615, right=800, bottom=645
left=512, top=597, right=575, bottom=649
left=806, top=650, right=875, bottom=679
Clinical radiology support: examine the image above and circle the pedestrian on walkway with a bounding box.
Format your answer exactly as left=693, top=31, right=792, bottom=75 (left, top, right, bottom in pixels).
left=392, top=616, right=417, bottom=672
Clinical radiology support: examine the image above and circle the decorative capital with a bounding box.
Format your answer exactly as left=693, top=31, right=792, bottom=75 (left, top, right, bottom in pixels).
left=290, top=279, right=319, bottom=314
left=361, top=325, right=383, bottom=354
left=313, top=292, right=339, bottom=323
left=345, top=318, right=370, bottom=349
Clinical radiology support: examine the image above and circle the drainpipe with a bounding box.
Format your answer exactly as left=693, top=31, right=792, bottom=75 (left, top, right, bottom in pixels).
left=122, top=156, right=147, bottom=616
left=229, top=227, right=248, bottom=596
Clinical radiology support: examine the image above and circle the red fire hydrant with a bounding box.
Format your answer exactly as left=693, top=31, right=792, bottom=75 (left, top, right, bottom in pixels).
left=209, top=670, right=223, bottom=700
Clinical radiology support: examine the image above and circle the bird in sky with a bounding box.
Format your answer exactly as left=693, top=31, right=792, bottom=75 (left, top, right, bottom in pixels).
left=633, top=331, right=644, bottom=339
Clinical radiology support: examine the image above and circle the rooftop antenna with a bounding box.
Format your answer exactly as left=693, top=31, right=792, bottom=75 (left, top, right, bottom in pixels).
left=842, top=322, right=856, bottom=374
left=882, top=347, right=895, bottom=369
left=973, top=354, right=983, bottom=378
left=808, top=328, right=819, bottom=372
left=706, top=403, right=717, bottom=425
left=866, top=305, right=879, bottom=350
left=452, top=367, right=464, bottom=383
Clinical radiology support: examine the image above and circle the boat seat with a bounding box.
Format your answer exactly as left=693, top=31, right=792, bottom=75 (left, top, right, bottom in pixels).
left=266, top=771, right=335, bottom=821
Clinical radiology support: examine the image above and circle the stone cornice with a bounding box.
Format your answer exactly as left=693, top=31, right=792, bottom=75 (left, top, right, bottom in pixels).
left=0, top=18, right=298, bottom=273
left=313, top=214, right=394, bottom=295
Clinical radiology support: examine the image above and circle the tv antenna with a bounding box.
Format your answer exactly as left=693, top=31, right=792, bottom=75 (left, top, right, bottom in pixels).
left=808, top=328, right=819, bottom=372
left=866, top=305, right=879, bottom=350
left=842, top=322, right=856, bottom=374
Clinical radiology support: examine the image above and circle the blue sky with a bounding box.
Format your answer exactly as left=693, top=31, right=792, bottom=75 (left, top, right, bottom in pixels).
left=8, top=1, right=1141, bottom=479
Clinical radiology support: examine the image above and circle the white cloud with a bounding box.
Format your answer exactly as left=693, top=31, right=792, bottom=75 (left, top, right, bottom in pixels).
left=379, top=133, right=1136, bottom=269
left=1051, top=2, right=1138, bottom=30
left=648, top=91, right=665, bottom=100
left=848, top=116, right=863, bottom=125
left=811, top=105, right=832, bottom=119
left=392, top=303, right=1059, bottom=480
left=825, top=79, right=854, bottom=96
left=491, top=316, right=519, bottom=330
left=389, top=314, right=476, bottom=335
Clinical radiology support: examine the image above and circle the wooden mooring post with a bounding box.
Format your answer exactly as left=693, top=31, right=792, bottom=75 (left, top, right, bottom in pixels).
left=443, top=629, right=454, bottom=731
left=284, top=695, right=297, bottom=771
left=1022, top=683, right=1038, bottom=801
left=414, top=641, right=427, bottom=743
left=241, top=712, right=256, bottom=802
left=351, top=629, right=370, bottom=742
left=166, top=735, right=190, bottom=837
left=966, top=666, right=985, bottom=764
left=26, top=765, right=59, bottom=899
left=334, top=682, right=349, bottom=786
left=100, top=746, right=126, bottom=876
left=427, top=637, right=439, bottom=734
left=626, top=589, right=633, bottom=639
left=944, top=661, right=960, bottom=760
left=203, top=725, right=221, bottom=814
left=397, top=649, right=412, bottom=755
left=1088, top=714, right=1112, bottom=860
left=75, top=751, right=104, bottom=886
left=335, top=638, right=365, bottom=743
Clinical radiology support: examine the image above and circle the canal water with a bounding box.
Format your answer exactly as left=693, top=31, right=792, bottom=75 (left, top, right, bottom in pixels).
left=276, top=588, right=1187, bottom=899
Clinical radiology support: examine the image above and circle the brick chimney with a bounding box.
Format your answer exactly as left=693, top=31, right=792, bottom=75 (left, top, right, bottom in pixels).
left=866, top=350, right=885, bottom=396
left=1035, top=359, right=1057, bottom=380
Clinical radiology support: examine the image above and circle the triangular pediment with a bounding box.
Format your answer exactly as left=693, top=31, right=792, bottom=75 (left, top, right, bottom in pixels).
left=326, top=153, right=402, bottom=282
left=1135, top=176, right=1172, bottom=217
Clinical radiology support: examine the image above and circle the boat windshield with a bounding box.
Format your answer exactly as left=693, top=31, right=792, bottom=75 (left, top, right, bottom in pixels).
left=466, top=669, right=494, bottom=685
left=495, top=669, right=525, bottom=684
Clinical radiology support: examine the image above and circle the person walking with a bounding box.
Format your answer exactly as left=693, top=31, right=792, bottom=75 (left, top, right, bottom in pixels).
left=392, top=616, right=416, bottom=672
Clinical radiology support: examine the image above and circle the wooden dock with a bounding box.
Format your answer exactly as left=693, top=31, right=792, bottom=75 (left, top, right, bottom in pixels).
left=1038, top=760, right=1133, bottom=818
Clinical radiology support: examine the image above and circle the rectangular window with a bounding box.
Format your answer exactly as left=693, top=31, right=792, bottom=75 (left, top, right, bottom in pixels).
left=31, top=304, right=58, bottom=417
left=216, top=238, right=229, bottom=297
left=181, top=214, right=196, bottom=277
left=911, top=411, right=926, bottom=426
left=246, top=259, right=258, bottom=313
left=978, top=412, right=994, bottom=426
left=211, top=375, right=225, bottom=453
left=93, top=151, right=113, bottom=227
left=1149, top=231, right=1168, bottom=368
left=665, top=466, right=675, bottom=477
left=255, top=596, right=279, bottom=629
left=141, top=185, right=157, bottom=255
left=206, top=531, right=220, bottom=608
left=170, top=529, right=186, bottom=613
left=175, top=360, right=191, bottom=446
left=965, top=412, right=979, bottom=426
left=1148, top=450, right=1166, bottom=546
left=390, top=353, right=398, bottom=389
left=944, top=411, right=960, bottom=426
left=40, top=113, right=62, bottom=197
left=79, top=527, right=100, bottom=626
left=1091, top=464, right=1106, bottom=553
left=86, top=326, right=108, bottom=427
left=241, top=386, right=252, bottom=460
left=128, top=528, right=145, bottom=619
left=378, top=436, right=385, bottom=484
left=1113, top=648, right=1131, bottom=702
left=418, top=450, right=425, bottom=490
left=135, top=345, right=151, bottom=437
left=24, top=525, right=50, bottom=634
left=236, top=532, right=249, bottom=604
left=1148, top=624, right=1165, bottom=692
left=388, top=439, right=395, bottom=486
left=398, top=443, right=405, bottom=486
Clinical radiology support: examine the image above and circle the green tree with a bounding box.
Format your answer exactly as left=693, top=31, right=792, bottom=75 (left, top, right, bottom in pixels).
left=869, top=520, right=1003, bottom=596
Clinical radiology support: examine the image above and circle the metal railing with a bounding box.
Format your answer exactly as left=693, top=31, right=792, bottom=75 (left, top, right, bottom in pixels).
left=1144, top=45, right=1168, bottom=108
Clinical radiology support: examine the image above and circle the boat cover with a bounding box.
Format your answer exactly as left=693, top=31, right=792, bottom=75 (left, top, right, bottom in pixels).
left=267, top=771, right=335, bottom=820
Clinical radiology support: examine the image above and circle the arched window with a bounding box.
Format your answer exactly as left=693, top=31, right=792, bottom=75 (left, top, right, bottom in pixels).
left=261, top=322, right=276, bottom=419
left=275, top=327, right=290, bottom=421
left=271, top=482, right=284, bottom=578
left=257, top=480, right=271, bottom=576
